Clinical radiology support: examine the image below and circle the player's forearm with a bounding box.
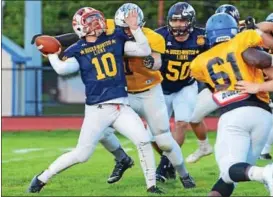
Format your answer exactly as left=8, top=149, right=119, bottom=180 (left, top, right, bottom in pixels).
left=55, top=33, right=79, bottom=47
left=242, top=48, right=273, bottom=69
left=124, top=27, right=151, bottom=57
left=257, top=80, right=273, bottom=92
left=48, top=54, right=79, bottom=75
left=257, top=22, right=273, bottom=35
left=152, top=52, right=162, bottom=70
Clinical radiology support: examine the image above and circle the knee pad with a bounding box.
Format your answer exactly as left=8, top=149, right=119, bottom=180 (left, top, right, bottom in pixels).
left=229, top=162, right=250, bottom=182
left=154, top=132, right=174, bottom=152
left=211, top=178, right=235, bottom=197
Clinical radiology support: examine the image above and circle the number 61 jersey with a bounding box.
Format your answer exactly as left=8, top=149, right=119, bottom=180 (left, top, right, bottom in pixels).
left=190, top=29, right=271, bottom=113
left=155, top=26, right=207, bottom=95
left=62, top=29, right=128, bottom=105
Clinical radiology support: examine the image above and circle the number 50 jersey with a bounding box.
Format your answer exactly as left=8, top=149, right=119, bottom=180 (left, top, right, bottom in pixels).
left=62, top=29, right=128, bottom=105
left=155, top=26, right=207, bottom=95
left=191, top=30, right=271, bottom=113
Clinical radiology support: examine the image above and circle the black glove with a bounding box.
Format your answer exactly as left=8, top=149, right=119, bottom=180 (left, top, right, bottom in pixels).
left=143, top=55, right=155, bottom=69
left=31, top=34, right=43, bottom=44
left=245, top=16, right=257, bottom=30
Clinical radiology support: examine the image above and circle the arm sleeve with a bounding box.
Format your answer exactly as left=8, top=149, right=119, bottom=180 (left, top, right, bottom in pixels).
left=55, top=33, right=79, bottom=47
left=48, top=54, right=79, bottom=75
left=124, top=27, right=151, bottom=57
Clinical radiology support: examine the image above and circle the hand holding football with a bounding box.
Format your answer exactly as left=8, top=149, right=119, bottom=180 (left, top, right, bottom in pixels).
left=35, top=35, right=61, bottom=55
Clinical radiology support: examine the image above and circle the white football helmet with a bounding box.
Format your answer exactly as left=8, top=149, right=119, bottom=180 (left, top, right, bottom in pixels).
left=72, top=7, right=106, bottom=38
left=114, top=3, right=145, bottom=28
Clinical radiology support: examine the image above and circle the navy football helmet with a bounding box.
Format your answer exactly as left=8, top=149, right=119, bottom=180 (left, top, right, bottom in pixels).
left=206, top=13, right=239, bottom=47
left=215, top=4, right=240, bottom=24
left=266, top=13, right=273, bottom=22
left=167, top=2, right=195, bottom=36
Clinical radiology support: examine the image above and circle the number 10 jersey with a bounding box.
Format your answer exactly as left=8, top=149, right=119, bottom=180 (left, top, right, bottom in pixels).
left=62, top=29, right=128, bottom=105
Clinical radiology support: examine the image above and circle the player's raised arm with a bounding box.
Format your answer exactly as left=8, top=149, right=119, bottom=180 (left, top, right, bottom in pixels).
left=123, top=9, right=151, bottom=57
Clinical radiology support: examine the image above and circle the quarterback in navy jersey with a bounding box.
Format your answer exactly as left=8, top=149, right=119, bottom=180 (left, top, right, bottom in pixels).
left=28, top=7, right=163, bottom=194
left=154, top=2, right=212, bottom=181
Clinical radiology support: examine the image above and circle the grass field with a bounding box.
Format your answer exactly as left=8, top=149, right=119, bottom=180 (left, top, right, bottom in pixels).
left=2, top=130, right=271, bottom=196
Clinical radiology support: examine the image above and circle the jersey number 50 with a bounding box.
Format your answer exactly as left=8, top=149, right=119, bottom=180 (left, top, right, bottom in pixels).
left=166, top=61, right=191, bottom=81
left=92, top=53, right=117, bottom=80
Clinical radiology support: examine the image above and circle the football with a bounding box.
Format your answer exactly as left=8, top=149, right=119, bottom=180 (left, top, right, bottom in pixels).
left=35, top=35, right=61, bottom=54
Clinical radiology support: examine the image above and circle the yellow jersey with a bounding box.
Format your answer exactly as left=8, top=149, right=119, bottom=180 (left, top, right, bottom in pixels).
left=125, top=28, right=165, bottom=92
left=191, top=30, right=270, bottom=106
left=106, top=19, right=165, bottom=92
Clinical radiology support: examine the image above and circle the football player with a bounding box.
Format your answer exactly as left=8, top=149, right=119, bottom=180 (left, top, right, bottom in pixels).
left=230, top=13, right=273, bottom=160
left=114, top=3, right=195, bottom=188
left=28, top=7, right=163, bottom=194
left=50, top=3, right=195, bottom=188
left=187, top=4, right=241, bottom=164
left=154, top=2, right=211, bottom=179
left=190, top=13, right=273, bottom=196
left=260, top=13, right=273, bottom=160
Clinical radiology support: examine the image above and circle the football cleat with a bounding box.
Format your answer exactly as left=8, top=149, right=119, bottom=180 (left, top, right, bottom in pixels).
left=186, top=144, right=213, bottom=163
left=27, top=175, right=46, bottom=193
left=262, top=164, right=273, bottom=196
left=166, top=162, right=176, bottom=180
left=147, top=185, right=164, bottom=194
left=260, top=153, right=272, bottom=160
left=107, top=156, right=134, bottom=184
left=180, top=174, right=196, bottom=189
left=156, top=155, right=169, bottom=183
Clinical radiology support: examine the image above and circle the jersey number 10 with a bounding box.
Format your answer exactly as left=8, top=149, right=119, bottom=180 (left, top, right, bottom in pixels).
left=92, top=53, right=117, bottom=80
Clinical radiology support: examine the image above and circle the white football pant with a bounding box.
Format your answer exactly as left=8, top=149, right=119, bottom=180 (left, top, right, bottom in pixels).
left=128, top=84, right=184, bottom=167
left=164, top=81, right=198, bottom=122
left=190, top=87, right=219, bottom=123
left=261, top=114, right=273, bottom=155
left=39, top=104, right=156, bottom=189
left=215, top=106, right=272, bottom=183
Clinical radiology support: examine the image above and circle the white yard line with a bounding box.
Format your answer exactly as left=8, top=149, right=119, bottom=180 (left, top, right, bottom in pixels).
left=3, top=140, right=134, bottom=163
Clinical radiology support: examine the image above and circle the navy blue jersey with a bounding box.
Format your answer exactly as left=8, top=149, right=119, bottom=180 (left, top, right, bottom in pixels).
left=63, top=29, right=128, bottom=105
left=155, top=26, right=207, bottom=95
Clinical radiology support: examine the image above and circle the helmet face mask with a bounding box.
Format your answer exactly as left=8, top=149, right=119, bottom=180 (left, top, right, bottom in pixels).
left=73, top=7, right=107, bottom=38
left=167, top=2, right=195, bottom=37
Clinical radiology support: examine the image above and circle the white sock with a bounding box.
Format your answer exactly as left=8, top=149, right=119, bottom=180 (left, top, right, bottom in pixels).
left=247, top=166, right=264, bottom=183
left=198, top=138, right=209, bottom=148
left=137, top=142, right=156, bottom=189
left=261, top=144, right=272, bottom=155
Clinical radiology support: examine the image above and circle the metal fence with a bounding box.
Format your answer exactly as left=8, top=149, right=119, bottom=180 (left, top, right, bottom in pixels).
left=2, top=66, right=84, bottom=116
left=3, top=66, right=271, bottom=117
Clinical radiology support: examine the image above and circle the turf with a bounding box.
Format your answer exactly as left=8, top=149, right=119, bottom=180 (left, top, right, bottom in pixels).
left=2, top=130, right=271, bottom=196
